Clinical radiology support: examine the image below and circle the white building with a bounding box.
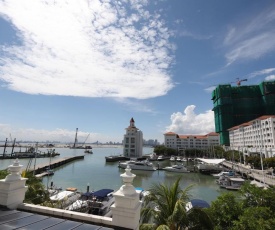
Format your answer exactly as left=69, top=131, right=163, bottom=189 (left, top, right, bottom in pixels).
left=123, top=117, right=143, bottom=158
left=164, top=132, right=220, bottom=151
left=228, top=115, right=275, bottom=158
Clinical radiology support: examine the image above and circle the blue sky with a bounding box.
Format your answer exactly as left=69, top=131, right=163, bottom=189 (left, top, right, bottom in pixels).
left=1, top=0, right=275, bottom=144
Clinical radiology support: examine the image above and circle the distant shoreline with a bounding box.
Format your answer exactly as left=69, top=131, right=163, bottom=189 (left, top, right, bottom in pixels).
left=0, top=144, right=123, bottom=148
left=0, top=144, right=154, bottom=149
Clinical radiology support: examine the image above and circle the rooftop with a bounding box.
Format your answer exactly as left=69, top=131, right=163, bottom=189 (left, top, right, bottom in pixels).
left=0, top=206, right=114, bottom=230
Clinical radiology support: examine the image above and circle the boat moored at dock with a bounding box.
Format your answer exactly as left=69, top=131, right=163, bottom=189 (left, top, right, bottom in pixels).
left=50, top=190, right=81, bottom=209
left=118, top=159, right=157, bottom=171
left=105, top=155, right=130, bottom=162
left=163, top=164, right=190, bottom=173
left=217, top=175, right=245, bottom=190
left=196, top=158, right=225, bottom=174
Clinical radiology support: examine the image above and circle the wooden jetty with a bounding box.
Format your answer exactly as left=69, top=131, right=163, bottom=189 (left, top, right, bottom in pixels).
left=222, top=161, right=275, bottom=186
left=27, top=155, right=85, bottom=176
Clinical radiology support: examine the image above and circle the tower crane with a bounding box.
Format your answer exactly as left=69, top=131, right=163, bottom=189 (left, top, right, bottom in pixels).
left=234, top=78, right=247, bottom=86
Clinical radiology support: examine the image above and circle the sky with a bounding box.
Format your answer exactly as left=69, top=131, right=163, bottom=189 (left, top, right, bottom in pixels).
left=1, top=0, right=275, bottom=144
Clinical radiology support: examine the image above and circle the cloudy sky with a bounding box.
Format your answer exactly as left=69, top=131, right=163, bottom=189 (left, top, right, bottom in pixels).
left=1, top=0, right=275, bottom=144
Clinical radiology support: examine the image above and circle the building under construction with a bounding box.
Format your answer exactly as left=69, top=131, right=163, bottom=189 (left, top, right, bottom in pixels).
left=212, top=80, right=275, bottom=146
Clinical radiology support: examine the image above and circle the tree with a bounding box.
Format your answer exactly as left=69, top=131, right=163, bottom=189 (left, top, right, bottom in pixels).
left=23, top=171, right=50, bottom=205
left=239, top=183, right=275, bottom=213
left=140, top=177, right=213, bottom=230
left=231, top=207, right=275, bottom=230
left=0, top=169, right=50, bottom=205
left=154, top=146, right=177, bottom=156
left=207, top=192, right=242, bottom=230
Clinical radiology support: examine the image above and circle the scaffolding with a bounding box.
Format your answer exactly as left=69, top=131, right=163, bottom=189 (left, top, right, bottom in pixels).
left=212, top=81, right=275, bottom=145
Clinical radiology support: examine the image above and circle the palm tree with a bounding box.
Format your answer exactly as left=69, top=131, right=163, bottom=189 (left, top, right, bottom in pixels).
left=140, top=177, right=213, bottom=230
left=23, top=171, right=50, bottom=205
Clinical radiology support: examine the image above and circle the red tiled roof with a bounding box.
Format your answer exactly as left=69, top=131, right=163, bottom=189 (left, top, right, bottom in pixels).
left=253, top=115, right=275, bottom=121
left=206, top=132, right=219, bottom=136
left=164, top=132, right=177, bottom=135
left=228, top=115, right=275, bottom=131
left=165, top=132, right=219, bottom=138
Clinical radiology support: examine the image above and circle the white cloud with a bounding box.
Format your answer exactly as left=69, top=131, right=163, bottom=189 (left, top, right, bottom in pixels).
left=0, top=0, right=174, bottom=99
left=166, top=105, right=215, bottom=134
left=179, top=30, right=212, bottom=40
left=224, top=6, right=275, bottom=65
left=204, top=86, right=216, bottom=93
left=265, top=75, right=275, bottom=81
left=114, top=98, right=157, bottom=114
left=248, top=68, right=275, bottom=79
left=0, top=124, right=115, bottom=143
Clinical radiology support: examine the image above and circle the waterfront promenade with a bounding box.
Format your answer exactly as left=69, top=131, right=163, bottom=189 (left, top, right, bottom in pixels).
left=222, top=161, right=275, bottom=186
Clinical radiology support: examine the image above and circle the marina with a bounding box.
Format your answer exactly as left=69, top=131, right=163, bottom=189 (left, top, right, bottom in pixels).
left=1, top=146, right=275, bottom=204
left=0, top=146, right=226, bottom=204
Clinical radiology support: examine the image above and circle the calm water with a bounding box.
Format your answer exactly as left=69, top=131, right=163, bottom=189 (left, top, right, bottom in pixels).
left=0, top=146, right=226, bottom=204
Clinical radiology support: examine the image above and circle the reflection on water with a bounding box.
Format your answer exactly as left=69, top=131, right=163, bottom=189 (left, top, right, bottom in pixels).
left=0, top=146, right=226, bottom=203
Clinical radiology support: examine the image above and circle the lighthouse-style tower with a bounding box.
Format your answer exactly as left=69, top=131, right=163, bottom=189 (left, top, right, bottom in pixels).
left=123, top=118, right=143, bottom=158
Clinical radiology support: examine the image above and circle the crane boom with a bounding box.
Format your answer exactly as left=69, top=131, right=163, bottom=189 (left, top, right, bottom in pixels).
left=232, top=78, right=248, bottom=86
left=83, top=133, right=90, bottom=145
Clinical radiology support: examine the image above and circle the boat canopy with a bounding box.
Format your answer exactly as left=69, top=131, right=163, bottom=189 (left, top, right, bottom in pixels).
left=190, top=199, right=210, bottom=208
left=93, top=189, right=114, bottom=198
left=196, top=158, right=225, bottom=164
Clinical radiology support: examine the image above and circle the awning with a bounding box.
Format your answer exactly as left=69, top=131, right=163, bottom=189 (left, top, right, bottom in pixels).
left=196, top=158, right=225, bottom=164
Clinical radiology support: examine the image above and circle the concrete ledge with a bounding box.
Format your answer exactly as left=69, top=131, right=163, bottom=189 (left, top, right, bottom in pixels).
left=18, top=203, right=113, bottom=227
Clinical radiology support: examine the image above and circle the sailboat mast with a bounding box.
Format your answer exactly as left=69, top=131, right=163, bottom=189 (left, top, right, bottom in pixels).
left=73, top=128, right=78, bottom=148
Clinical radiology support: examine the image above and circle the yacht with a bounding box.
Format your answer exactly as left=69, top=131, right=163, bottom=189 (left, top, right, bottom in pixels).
left=65, top=191, right=94, bottom=212
left=148, top=153, right=158, bottom=161
left=217, top=175, right=245, bottom=190
left=176, top=156, right=182, bottom=162
left=157, top=155, right=165, bottom=161
left=186, top=199, right=210, bottom=212
left=118, top=160, right=157, bottom=171
left=170, top=155, right=176, bottom=161
left=87, top=189, right=115, bottom=217
left=50, top=190, right=80, bottom=209
left=212, top=171, right=234, bottom=178
left=196, top=158, right=225, bottom=174
left=163, top=164, right=190, bottom=173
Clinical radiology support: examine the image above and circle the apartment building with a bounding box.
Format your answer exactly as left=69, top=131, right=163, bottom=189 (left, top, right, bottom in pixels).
left=228, top=115, right=275, bottom=157
left=164, top=132, right=220, bottom=150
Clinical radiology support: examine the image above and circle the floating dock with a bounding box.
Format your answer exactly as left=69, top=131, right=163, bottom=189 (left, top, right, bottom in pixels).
left=28, top=155, right=85, bottom=176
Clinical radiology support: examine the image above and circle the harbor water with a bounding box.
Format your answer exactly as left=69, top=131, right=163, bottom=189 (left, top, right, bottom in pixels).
left=0, top=146, right=227, bottom=204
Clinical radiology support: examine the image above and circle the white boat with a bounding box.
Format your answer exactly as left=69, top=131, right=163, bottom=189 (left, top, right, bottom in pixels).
left=217, top=175, right=245, bottom=190
left=135, top=187, right=149, bottom=203
left=196, top=158, right=225, bottom=174
left=181, top=158, right=187, bottom=162
left=176, top=156, right=182, bottom=162
left=212, top=171, right=234, bottom=178
left=163, top=164, right=190, bottom=173
left=65, top=191, right=94, bottom=212
left=118, top=160, right=157, bottom=171
left=170, top=155, right=176, bottom=161
left=87, top=189, right=115, bottom=216
left=157, top=155, right=165, bottom=161
left=149, top=153, right=158, bottom=161
left=186, top=199, right=210, bottom=212
left=50, top=190, right=81, bottom=209
left=66, top=199, right=89, bottom=212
